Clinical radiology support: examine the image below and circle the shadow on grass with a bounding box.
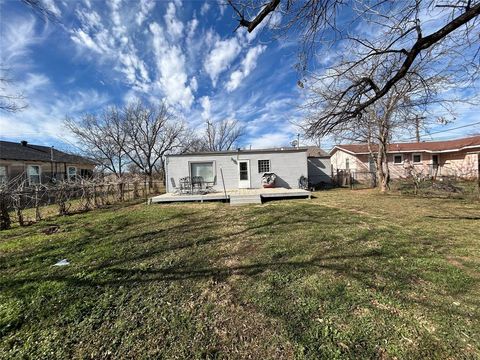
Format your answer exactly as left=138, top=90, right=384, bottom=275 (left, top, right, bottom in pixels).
left=2, top=201, right=478, bottom=333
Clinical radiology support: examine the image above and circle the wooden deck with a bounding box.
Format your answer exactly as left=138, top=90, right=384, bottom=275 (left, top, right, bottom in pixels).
left=150, top=187, right=311, bottom=205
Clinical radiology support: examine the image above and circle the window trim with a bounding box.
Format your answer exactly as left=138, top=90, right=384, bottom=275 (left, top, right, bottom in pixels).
left=27, top=164, right=41, bottom=185
left=393, top=154, right=403, bottom=165
left=412, top=153, right=422, bottom=164
left=188, top=161, right=216, bottom=183
left=68, top=166, right=77, bottom=181
left=258, top=159, right=271, bottom=173
left=345, top=158, right=350, bottom=170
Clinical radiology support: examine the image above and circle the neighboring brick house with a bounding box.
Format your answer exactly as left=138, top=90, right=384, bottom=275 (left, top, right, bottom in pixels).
left=0, top=140, right=96, bottom=185
left=330, top=135, right=480, bottom=180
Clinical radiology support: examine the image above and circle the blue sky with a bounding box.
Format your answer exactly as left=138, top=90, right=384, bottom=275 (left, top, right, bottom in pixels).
left=0, top=0, right=479, bottom=153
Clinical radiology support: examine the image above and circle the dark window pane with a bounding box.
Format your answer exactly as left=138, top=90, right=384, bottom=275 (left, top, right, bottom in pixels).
left=239, top=162, right=248, bottom=180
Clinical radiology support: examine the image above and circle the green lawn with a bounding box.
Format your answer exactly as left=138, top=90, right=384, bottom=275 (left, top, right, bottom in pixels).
left=1, top=190, right=479, bottom=359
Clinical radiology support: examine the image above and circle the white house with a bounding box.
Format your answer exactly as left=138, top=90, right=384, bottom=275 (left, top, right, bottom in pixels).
left=165, top=146, right=330, bottom=193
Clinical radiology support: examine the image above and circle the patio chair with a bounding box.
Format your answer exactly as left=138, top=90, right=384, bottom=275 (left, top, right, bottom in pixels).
left=192, top=176, right=205, bottom=194
left=205, top=175, right=216, bottom=192
left=179, top=177, right=192, bottom=194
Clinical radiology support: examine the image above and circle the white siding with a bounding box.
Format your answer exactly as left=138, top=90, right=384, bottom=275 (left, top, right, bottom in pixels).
left=166, top=150, right=309, bottom=192
left=307, top=157, right=331, bottom=184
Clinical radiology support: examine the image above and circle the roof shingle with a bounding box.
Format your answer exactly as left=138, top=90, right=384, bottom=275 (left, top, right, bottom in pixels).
left=0, top=140, right=95, bottom=164
left=333, top=136, right=480, bottom=155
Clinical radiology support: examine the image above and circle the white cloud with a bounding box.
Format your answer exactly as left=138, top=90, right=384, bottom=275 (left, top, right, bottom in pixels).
left=200, top=96, right=211, bottom=119
left=164, top=2, right=184, bottom=40
left=41, top=0, right=62, bottom=17
left=150, top=22, right=194, bottom=108
left=217, top=0, right=226, bottom=16
left=200, top=2, right=210, bottom=16
left=136, top=0, right=155, bottom=26
left=190, top=76, right=198, bottom=92
left=226, top=45, right=266, bottom=91
left=187, top=17, right=198, bottom=40
left=1, top=15, right=38, bottom=64
left=250, top=132, right=291, bottom=149
left=70, top=29, right=103, bottom=54
left=70, top=5, right=151, bottom=91
left=0, top=74, right=109, bottom=143
left=204, top=37, right=242, bottom=86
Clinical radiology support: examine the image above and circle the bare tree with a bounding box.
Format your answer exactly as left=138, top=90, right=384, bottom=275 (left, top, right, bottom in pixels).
left=304, top=53, right=453, bottom=191
left=228, top=1, right=480, bottom=125
left=120, top=101, right=186, bottom=186
left=0, top=67, right=26, bottom=113
left=204, top=119, right=245, bottom=151
left=65, top=108, right=128, bottom=177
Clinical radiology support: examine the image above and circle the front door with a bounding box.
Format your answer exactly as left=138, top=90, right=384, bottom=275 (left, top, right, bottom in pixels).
left=238, top=160, right=250, bottom=188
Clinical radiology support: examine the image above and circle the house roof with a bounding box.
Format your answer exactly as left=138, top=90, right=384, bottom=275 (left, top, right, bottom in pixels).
left=0, top=140, right=95, bottom=165
left=305, top=146, right=329, bottom=158
left=168, top=146, right=329, bottom=157
left=331, top=135, right=480, bottom=155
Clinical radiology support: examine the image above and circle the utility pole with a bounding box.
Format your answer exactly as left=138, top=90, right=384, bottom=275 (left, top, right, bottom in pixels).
left=297, top=133, right=300, bottom=148
left=414, top=115, right=427, bottom=142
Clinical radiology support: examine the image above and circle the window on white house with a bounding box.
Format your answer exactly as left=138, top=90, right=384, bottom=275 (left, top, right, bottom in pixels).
left=412, top=154, right=422, bottom=163
left=190, top=162, right=214, bottom=182
left=393, top=155, right=403, bottom=164
left=68, top=167, right=77, bottom=181
left=0, top=166, right=7, bottom=184
left=28, top=165, right=41, bottom=185
left=258, top=160, right=270, bottom=173
left=345, top=158, right=350, bottom=170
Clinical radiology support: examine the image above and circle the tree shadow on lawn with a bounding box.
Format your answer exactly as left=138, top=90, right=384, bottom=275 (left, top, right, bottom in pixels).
left=2, top=203, right=478, bottom=325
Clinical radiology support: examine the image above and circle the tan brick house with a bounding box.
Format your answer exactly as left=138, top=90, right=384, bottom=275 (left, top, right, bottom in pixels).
left=0, top=140, right=96, bottom=185
left=330, top=135, right=480, bottom=180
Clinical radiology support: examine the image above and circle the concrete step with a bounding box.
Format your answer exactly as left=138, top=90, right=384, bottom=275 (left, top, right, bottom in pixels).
left=229, top=194, right=262, bottom=206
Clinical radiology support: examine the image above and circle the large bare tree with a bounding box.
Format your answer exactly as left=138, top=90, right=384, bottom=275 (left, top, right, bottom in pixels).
left=304, top=52, right=456, bottom=191
left=120, top=101, right=186, bottom=186
left=228, top=0, right=480, bottom=128
left=65, top=107, right=128, bottom=177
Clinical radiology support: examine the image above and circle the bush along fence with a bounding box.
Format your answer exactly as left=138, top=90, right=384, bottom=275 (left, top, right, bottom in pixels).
left=0, top=175, right=165, bottom=230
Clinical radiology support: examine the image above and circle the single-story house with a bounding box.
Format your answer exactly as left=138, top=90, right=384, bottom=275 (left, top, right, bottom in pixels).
left=0, top=140, right=96, bottom=185
left=165, top=146, right=331, bottom=193
left=330, top=135, right=480, bottom=180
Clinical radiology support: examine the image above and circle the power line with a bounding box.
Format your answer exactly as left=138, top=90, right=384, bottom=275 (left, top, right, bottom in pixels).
left=400, top=120, right=480, bottom=141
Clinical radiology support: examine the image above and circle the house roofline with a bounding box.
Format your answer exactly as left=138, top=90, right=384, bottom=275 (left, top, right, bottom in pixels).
left=331, top=144, right=480, bottom=156
left=167, top=147, right=309, bottom=157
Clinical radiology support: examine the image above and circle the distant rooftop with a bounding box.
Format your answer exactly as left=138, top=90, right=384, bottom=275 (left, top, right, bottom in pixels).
left=168, top=146, right=329, bottom=157
left=331, top=135, right=480, bottom=154
left=0, top=140, right=95, bottom=164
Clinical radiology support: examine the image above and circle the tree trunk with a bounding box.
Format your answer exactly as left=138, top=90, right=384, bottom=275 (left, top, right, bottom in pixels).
left=376, top=140, right=390, bottom=192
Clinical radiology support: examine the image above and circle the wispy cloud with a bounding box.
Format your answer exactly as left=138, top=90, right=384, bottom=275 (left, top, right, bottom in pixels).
left=204, top=36, right=242, bottom=87
left=226, top=45, right=266, bottom=92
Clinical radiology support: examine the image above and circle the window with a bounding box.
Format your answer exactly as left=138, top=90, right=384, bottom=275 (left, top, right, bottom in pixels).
left=258, top=159, right=270, bottom=173
left=28, top=165, right=41, bottom=185
left=393, top=155, right=403, bottom=164
left=80, top=169, right=93, bottom=178
left=345, top=158, right=350, bottom=170
left=239, top=161, right=249, bottom=180
left=68, top=167, right=77, bottom=181
left=0, top=166, right=7, bottom=184
left=412, top=153, right=422, bottom=163
left=190, top=162, right=214, bottom=182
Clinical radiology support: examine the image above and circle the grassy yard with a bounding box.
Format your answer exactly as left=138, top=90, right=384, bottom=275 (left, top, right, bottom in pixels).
left=1, top=190, right=479, bottom=359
